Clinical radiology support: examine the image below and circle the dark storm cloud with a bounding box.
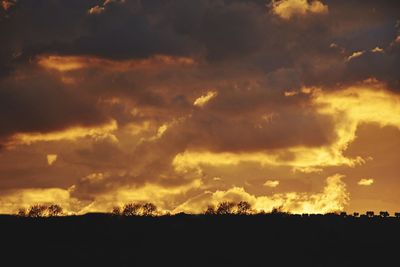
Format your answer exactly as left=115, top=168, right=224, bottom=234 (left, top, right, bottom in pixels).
left=0, top=70, right=107, bottom=142
left=182, top=108, right=335, bottom=152
left=3, top=0, right=399, bottom=80
left=0, top=0, right=399, bottom=145
left=346, top=45, right=400, bottom=89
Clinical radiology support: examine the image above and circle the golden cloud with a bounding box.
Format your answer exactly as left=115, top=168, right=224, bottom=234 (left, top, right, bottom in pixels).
left=193, top=91, right=218, bottom=107
left=88, top=5, right=105, bottom=15
left=358, top=178, right=374, bottom=186
left=8, top=120, right=118, bottom=146
left=271, top=0, right=328, bottom=19
left=0, top=174, right=342, bottom=215
left=264, top=180, right=280, bottom=188
left=75, top=178, right=204, bottom=214
left=0, top=188, right=80, bottom=215
left=172, top=82, right=400, bottom=173
left=347, top=51, right=365, bottom=61
left=37, top=55, right=196, bottom=72
left=46, top=154, right=58, bottom=166
left=175, top=174, right=349, bottom=214
left=0, top=178, right=203, bottom=215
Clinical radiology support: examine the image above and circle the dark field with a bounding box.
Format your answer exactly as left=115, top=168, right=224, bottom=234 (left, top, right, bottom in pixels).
left=1, top=214, right=399, bottom=267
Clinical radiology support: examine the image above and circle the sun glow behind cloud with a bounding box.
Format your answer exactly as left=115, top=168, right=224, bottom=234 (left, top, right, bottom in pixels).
left=0, top=174, right=348, bottom=215
left=173, top=82, right=400, bottom=174
left=175, top=174, right=349, bottom=214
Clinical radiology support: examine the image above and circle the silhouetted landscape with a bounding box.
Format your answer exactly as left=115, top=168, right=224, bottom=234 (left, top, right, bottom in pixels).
left=2, top=203, right=400, bottom=267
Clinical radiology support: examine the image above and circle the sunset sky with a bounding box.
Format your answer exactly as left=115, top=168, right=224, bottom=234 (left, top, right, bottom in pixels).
left=0, top=0, right=399, bottom=215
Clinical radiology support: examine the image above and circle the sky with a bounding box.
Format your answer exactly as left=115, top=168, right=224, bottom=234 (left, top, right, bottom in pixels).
left=0, top=0, right=399, bottom=215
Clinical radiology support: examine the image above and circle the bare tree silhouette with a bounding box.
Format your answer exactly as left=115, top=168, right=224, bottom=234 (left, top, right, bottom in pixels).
left=122, top=203, right=142, bottom=216
left=142, top=203, right=157, bottom=216
left=28, top=205, right=48, bottom=218
left=353, top=212, right=359, bottom=217
left=216, top=202, right=236, bottom=215
left=237, top=201, right=251, bottom=215
left=47, top=204, right=63, bottom=217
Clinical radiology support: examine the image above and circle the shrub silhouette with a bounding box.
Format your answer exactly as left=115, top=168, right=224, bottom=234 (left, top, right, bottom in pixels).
left=271, top=206, right=285, bottom=215
left=17, top=208, right=27, bottom=217
left=28, top=205, right=48, bottom=218
left=47, top=204, right=63, bottom=216
left=142, top=203, right=157, bottom=216
left=237, top=201, right=251, bottom=215
left=122, top=203, right=142, bottom=216
left=216, top=202, right=236, bottom=215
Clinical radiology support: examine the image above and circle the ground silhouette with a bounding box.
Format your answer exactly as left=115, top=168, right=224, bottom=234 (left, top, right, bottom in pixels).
left=1, top=210, right=399, bottom=267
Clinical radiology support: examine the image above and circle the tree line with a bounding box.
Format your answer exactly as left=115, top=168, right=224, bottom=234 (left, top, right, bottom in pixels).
left=15, top=201, right=400, bottom=218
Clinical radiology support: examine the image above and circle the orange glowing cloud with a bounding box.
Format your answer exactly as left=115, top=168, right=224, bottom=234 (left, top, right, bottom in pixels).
left=358, top=178, right=374, bottom=186
left=264, top=180, right=280, bottom=188
left=193, top=91, right=218, bottom=107
left=175, top=174, right=349, bottom=214
left=172, top=82, right=400, bottom=173
left=8, top=120, right=118, bottom=146
left=46, top=154, right=58, bottom=166
left=271, top=0, right=328, bottom=19
left=37, top=55, right=196, bottom=72
left=88, top=5, right=105, bottom=15
left=0, top=188, right=79, bottom=215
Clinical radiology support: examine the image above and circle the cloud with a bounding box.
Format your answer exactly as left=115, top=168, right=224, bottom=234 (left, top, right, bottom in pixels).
left=0, top=0, right=400, bottom=214
left=193, top=91, right=217, bottom=107
left=264, top=180, right=280, bottom=188
left=47, top=154, right=58, bottom=166
left=271, top=0, right=328, bottom=19
left=8, top=120, right=118, bottom=147
left=0, top=70, right=109, bottom=145
left=88, top=6, right=105, bottom=15
left=172, top=82, right=400, bottom=172
left=175, top=174, right=349, bottom=214
left=37, top=54, right=196, bottom=72
left=0, top=188, right=80, bottom=214
left=358, top=178, right=374, bottom=186
left=347, top=51, right=365, bottom=61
